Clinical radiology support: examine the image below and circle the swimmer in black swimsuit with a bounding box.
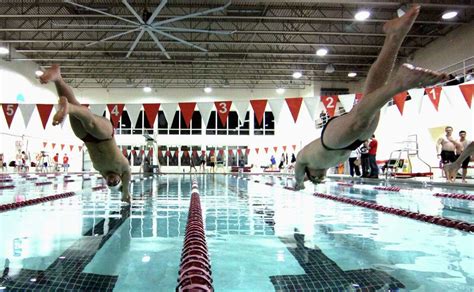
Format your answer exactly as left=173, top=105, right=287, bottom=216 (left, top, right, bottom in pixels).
left=40, top=65, right=132, bottom=203
left=294, top=5, right=448, bottom=189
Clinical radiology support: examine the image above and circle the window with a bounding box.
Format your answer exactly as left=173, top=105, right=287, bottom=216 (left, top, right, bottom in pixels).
left=206, top=112, right=216, bottom=135
left=170, top=111, right=180, bottom=135
left=157, top=111, right=168, bottom=135
left=254, top=111, right=274, bottom=135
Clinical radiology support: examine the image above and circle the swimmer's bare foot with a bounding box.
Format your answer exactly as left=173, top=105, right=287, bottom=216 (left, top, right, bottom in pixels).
left=383, top=5, right=420, bottom=39
left=52, top=96, right=68, bottom=126
left=39, top=64, right=61, bottom=84
left=393, top=64, right=448, bottom=91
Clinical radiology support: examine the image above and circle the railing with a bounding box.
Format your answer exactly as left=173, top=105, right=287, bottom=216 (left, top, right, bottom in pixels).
left=437, top=56, right=474, bottom=81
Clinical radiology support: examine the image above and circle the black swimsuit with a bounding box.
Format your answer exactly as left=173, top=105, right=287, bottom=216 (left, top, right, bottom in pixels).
left=320, top=114, right=364, bottom=151
left=80, top=130, right=114, bottom=144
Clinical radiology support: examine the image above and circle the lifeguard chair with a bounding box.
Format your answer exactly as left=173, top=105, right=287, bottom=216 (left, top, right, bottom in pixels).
left=385, top=134, right=432, bottom=179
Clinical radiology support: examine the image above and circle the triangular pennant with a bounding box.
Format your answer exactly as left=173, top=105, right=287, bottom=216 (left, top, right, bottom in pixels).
left=338, top=94, right=356, bottom=112
left=393, top=91, right=408, bottom=115
left=2, top=103, right=19, bottom=128
left=69, top=145, right=74, bottom=151
left=147, top=148, right=153, bottom=157
left=292, top=144, right=296, bottom=151
left=19, top=104, right=36, bottom=128
left=320, top=96, right=339, bottom=117
left=125, top=104, right=142, bottom=128
left=140, top=149, right=145, bottom=155
left=228, top=149, right=234, bottom=156
left=179, top=102, right=196, bottom=128
left=425, top=87, right=442, bottom=111
left=355, top=93, right=364, bottom=104
left=214, top=101, right=232, bottom=127
left=197, top=102, right=214, bottom=125
left=51, top=143, right=56, bottom=149
left=78, top=146, right=83, bottom=152
left=218, top=149, right=224, bottom=156
left=303, top=96, right=321, bottom=121
left=165, top=150, right=170, bottom=157
left=122, top=147, right=128, bottom=157
left=283, top=145, right=287, bottom=152
left=250, top=99, right=267, bottom=126
left=36, top=104, right=54, bottom=129
left=255, top=148, right=259, bottom=154
left=285, top=97, right=303, bottom=123
left=43, top=142, right=47, bottom=148
left=107, top=104, right=125, bottom=128
left=245, top=148, right=250, bottom=156
left=264, top=147, right=269, bottom=154
left=201, top=150, right=206, bottom=156
left=233, top=101, right=249, bottom=125
left=89, top=104, right=105, bottom=117
left=183, top=150, right=189, bottom=158
left=174, top=150, right=179, bottom=157
left=131, top=149, right=137, bottom=155
left=158, top=149, right=163, bottom=157
left=237, top=149, right=242, bottom=155
left=61, top=144, right=65, bottom=150
left=268, top=99, right=284, bottom=124
left=160, top=103, right=178, bottom=128
left=273, top=146, right=277, bottom=153
left=459, top=84, right=473, bottom=108
left=407, top=88, right=425, bottom=114
left=143, top=103, right=161, bottom=126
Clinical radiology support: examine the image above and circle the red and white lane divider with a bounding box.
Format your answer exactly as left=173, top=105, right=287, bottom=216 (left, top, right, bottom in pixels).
left=433, top=193, right=474, bottom=201
left=313, top=192, right=474, bottom=233
left=176, top=178, right=213, bottom=292
left=374, top=186, right=401, bottom=192
left=0, top=192, right=76, bottom=213
left=0, top=185, right=15, bottom=190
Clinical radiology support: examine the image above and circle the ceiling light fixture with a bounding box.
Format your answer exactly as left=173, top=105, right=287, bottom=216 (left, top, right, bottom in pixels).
left=324, top=64, right=335, bottom=74
left=442, top=11, right=458, bottom=19
left=354, top=10, right=371, bottom=21
left=348, top=72, right=357, bottom=77
left=316, top=48, right=328, bottom=56
left=276, top=87, right=285, bottom=94
left=204, top=86, right=212, bottom=93
left=143, top=86, right=152, bottom=93
left=292, top=71, right=303, bottom=79
left=0, top=46, right=9, bottom=55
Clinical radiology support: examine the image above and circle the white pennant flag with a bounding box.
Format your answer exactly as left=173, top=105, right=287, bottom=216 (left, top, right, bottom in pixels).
left=233, top=101, right=249, bottom=125
left=268, top=99, right=284, bottom=124
left=160, top=103, right=177, bottom=128
left=19, top=104, right=36, bottom=128
left=125, top=104, right=142, bottom=127
left=338, top=94, right=356, bottom=112
left=408, top=88, right=425, bottom=114
left=441, top=85, right=462, bottom=108
left=303, top=96, right=321, bottom=121
left=197, top=102, right=214, bottom=125
left=89, top=104, right=105, bottom=117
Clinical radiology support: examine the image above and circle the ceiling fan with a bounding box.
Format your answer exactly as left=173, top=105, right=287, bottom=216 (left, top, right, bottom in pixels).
left=62, top=0, right=234, bottom=59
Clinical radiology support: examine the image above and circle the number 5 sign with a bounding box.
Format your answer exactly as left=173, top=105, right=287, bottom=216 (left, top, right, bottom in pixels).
left=2, top=103, right=19, bottom=128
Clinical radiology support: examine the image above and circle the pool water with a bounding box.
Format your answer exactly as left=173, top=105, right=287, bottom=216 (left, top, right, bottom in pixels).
left=0, top=173, right=473, bottom=291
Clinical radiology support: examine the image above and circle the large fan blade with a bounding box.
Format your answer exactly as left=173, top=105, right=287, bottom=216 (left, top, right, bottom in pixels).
left=126, top=29, right=146, bottom=58
left=86, top=28, right=140, bottom=47
left=146, top=0, right=168, bottom=24
left=64, top=0, right=139, bottom=26
left=53, top=23, right=136, bottom=28
left=121, top=0, right=145, bottom=24
left=146, top=29, right=171, bottom=59
left=148, top=27, right=207, bottom=52
left=154, top=26, right=235, bottom=35
left=153, top=1, right=231, bottom=26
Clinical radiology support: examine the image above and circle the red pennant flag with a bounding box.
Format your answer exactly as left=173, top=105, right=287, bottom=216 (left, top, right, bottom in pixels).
left=78, top=146, right=83, bottom=152
left=122, top=147, right=128, bottom=157
left=283, top=145, right=287, bottom=152
left=69, top=145, right=74, bottom=151
left=245, top=148, right=251, bottom=156
left=273, top=146, right=278, bottom=153
left=355, top=93, right=364, bottom=104
left=178, top=102, right=196, bottom=128
left=36, top=104, right=54, bottom=129
left=201, top=150, right=206, bottom=156
left=174, top=150, right=179, bottom=157
left=140, top=149, right=144, bottom=155
left=425, top=87, right=442, bottom=111
left=131, top=149, right=136, bottom=155
left=321, top=95, right=339, bottom=117
left=218, top=149, right=224, bottom=156
left=264, top=147, right=269, bottom=154
left=255, top=148, right=259, bottom=154
left=393, top=91, right=408, bottom=115
left=143, top=103, right=161, bottom=126
left=214, top=101, right=232, bottom=127
left=51, top=143, right=56, bottom=149
left=184, top=150, right=189, bottom=158
left=43, top=142, right=47, bottom=148
left=158, top=150, right=163, bottom=157
left=285, top=97, right=303, bottom=123
left=250, top=99, right=267, bottom=126
left=61, top=144, right=65, bottom=150
left=2, top=104, right=19, bottom=128
left=292, top=144, right=296, bottom=151
left=228, top=149, right=234, bottom=156
left=107, top=104, right=125, bottom=128
left=459, top=84, right=473, bottom=108
left=166, top=150, right=171, bottom=156
left=210, top=149, right=215, bottom=156
left=237, top=149, right=242, bottom=155
left=148, top=148, right=153, bottom=157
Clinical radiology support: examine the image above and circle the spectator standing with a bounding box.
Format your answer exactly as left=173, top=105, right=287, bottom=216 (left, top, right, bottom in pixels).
left=53, top=153, right=60, bottom=171
left=63, top=154, right=69, bottom=173
left=348, top=149, right=361, bottom=177
left=368, top=135, right=379, bottom=178
left=359, top=142, right=370, bottom=177
left=436, top=126, right=457, bottom=180
left=454, top=130, right=471, bottom=183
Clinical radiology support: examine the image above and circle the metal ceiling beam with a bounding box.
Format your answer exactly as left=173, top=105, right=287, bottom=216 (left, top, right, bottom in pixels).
left=6, top=40, right=423, bottom=49
left=0, top=28, right=443, bottom=38
left=0, top=14, right=469, bottom=25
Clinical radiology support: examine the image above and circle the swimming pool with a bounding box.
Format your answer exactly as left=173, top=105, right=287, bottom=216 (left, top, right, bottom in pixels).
left=0, top=173, right=473, bottom=291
